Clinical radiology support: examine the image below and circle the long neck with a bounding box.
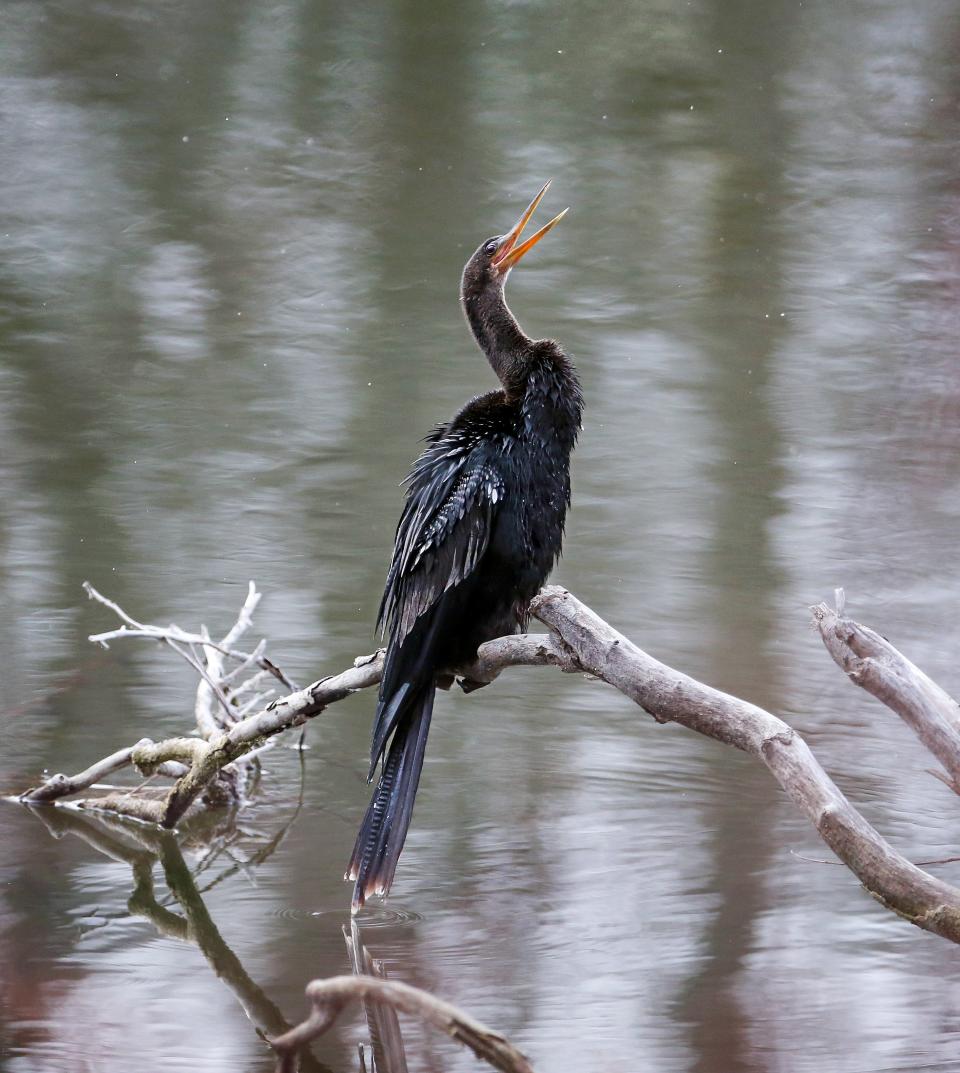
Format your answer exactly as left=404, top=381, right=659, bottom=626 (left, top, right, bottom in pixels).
left=461, top=281, right=531, bottom=397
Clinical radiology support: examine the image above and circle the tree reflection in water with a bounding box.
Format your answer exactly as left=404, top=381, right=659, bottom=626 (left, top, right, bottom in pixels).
left=23, top=800, right=455, bottom=1073
left=25, top=805, right=340, bottom=1072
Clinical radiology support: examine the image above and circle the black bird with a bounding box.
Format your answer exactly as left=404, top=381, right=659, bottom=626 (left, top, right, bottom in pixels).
left=347, top=181, right=583, bottom=912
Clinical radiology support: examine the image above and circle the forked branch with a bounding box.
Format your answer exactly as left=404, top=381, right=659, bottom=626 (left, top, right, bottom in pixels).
left=16, top=584, right=960, bottom=946
left=20, top=582, right=297, bottom=821
left=270, top=975, right=535, bottom=1073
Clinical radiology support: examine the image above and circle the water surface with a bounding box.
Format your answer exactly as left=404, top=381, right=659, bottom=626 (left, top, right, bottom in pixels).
left=2, top=1, right=960, bottom=1070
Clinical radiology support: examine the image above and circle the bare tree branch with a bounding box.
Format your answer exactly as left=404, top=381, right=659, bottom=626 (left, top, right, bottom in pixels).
left=194, top=625, right=227, bottom=736
left=18, top=740, right=155, bottom=802
left=529, top=587, right=960, bottom=942
left=222, top=580, right=262, bottom=647
left=270, top=975, right=535, bottom=1073
left=83, top=580, right=297, bottom=691
left=813, top=589, right=960, bottom=792
left=17, top=584, right=960, bottom=945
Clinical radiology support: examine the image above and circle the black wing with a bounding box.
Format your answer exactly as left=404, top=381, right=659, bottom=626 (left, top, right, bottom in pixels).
left=378, top=427, right=505, bottom=647
left=370, top=427, right=505, bottom=767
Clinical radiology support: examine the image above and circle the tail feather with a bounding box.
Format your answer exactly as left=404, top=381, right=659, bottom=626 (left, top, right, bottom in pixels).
left=368, top=680, right=410, bottom=780
left=376, top=699, right=432, bottom=886
left=348, top=685, right=434, bottom=913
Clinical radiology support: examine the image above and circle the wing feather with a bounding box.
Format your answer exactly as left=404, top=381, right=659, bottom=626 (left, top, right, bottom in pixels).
left=369, top=416, right=508, bottom=771
left=378, top=433, right=505, bottom=648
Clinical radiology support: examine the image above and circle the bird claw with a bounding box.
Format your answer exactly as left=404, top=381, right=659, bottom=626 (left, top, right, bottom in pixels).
left=457, top=676, right=489, bottom=695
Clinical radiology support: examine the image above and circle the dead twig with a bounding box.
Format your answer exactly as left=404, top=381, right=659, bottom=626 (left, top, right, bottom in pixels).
left=20, top=583, right=298, bottom=821
left=83, top=580, right=297, bottom=691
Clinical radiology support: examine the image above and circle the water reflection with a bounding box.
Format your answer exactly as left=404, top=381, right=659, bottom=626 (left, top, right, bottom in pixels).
left=18, top=806, right=457, bottom=1073
left=23, top=806, right=331, bottom=1073
left=671, top=4, right=793, bottom=1069
left=345, top=921, right=409, bottom=1073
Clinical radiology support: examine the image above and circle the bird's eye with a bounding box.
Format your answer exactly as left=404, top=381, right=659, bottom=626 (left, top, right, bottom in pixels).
left=484, top=241, right=498, bottom=256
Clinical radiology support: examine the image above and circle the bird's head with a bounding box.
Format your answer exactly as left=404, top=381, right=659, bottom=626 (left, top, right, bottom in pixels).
left=461, top=180, right=568, bottom=300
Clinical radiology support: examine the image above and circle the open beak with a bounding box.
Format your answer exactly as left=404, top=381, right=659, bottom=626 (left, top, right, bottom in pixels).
left=491, top=179, right=568, bottom=273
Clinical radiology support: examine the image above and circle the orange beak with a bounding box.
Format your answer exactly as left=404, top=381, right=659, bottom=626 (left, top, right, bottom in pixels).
left=491, top=180, right=569, bottom=273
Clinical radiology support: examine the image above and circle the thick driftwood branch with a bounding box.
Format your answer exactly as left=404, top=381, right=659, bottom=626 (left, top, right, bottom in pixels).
left=529, top=587, right=960, bottom=943
left=18, top=585, right=960, bottom=945
left=270, top=976, right=535, bottom=1073
left=20, top=740, right=206, bottom=809
left=78, top=791, right=170, bottom=824
left=113, top=637, right=581, bottom=827
left=813, top=592, right=960, bottom=792
left=456, top=632, right=580, bottom=686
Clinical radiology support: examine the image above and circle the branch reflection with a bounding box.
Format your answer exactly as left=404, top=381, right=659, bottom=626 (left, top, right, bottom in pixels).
left=27, top=805, right=333, bottom=1073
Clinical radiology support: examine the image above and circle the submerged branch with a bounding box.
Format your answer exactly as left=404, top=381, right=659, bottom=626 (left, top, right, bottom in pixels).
left=271, top=975, right=535, bottom=1073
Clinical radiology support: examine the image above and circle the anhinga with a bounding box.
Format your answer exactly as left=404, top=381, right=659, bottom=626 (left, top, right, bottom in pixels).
left=347, top=181, right=583, bottom=912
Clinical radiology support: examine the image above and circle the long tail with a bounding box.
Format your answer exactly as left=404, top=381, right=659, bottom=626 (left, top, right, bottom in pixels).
left=346, top=684, right=435, bottom=913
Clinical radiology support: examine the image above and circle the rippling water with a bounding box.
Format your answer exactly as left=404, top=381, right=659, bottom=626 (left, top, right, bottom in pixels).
left=2, top=1, right=960, bottom=1070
